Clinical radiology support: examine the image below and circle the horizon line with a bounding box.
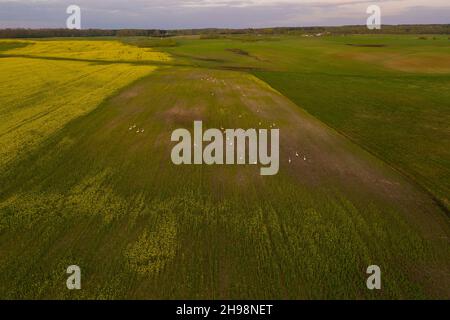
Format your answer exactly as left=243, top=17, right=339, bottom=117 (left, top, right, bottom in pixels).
left=1, top=23, right=449, bottom=31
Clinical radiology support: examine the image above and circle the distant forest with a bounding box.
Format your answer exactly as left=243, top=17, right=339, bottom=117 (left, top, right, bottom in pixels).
left=0, top=24, right=449, bottom=38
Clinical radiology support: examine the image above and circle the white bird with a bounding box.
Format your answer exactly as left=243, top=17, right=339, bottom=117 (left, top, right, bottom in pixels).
left=288, top=158, right=292, bottom=164
left=296, top=152, right=299, bottom=157
left=303, top=156, right=307, bottom=161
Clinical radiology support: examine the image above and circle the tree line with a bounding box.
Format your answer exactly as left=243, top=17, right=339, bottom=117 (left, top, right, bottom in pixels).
left=0, top=25, right=448, bottom=39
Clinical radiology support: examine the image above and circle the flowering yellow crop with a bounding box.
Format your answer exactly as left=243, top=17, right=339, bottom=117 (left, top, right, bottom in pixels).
left=0, top=55, right=157, bottom=169
left=2, top=39, right=171, bottom=63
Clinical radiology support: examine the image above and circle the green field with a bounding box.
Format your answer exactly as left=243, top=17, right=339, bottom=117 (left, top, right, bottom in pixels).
left=0, top=35, right=449, bottom=299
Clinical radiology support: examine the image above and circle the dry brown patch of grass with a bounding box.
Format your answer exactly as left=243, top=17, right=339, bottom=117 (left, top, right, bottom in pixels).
left=384, top=54, right=450, bottom=73
left=159, top=103, right=206, bottom=126
left=334, top=51, right=450, bottom=73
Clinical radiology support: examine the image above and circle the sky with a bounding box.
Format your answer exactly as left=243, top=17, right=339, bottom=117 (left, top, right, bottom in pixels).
left=0, top=0, right=449, bottom=29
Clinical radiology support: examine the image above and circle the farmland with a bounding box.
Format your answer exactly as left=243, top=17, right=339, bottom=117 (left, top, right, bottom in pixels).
left=0, top=36, right=449, bottom=299
left=156, top=35, right=450, bottom=211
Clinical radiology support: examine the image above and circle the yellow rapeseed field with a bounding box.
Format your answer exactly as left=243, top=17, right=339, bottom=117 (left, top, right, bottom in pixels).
left=0, top=40, right=168, bottom=169
left=3, top=39, right=171, bottom=62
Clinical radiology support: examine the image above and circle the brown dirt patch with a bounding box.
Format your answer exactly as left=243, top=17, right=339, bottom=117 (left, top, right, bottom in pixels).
left=159, top=103, right=206, bottom=126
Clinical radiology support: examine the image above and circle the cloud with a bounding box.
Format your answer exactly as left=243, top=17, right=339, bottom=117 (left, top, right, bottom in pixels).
left=0, top=0, right=448, bottom=28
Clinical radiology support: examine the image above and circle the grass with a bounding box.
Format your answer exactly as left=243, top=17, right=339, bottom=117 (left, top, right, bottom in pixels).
left=157, top=34, right=450, bottom=210
left=0, top=36, right=449, bottom=299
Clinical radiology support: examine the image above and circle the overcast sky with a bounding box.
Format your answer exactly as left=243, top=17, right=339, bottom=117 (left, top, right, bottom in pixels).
left=0, top=0, right=449, bottom=29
